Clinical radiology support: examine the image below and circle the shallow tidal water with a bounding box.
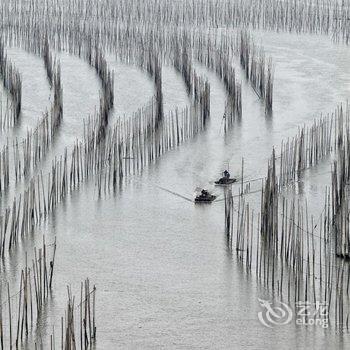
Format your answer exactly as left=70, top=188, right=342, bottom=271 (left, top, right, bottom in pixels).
left=1, top=29, right=350, bottom=349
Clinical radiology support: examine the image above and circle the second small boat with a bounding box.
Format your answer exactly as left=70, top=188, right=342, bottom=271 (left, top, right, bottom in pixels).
left=215, top=170, right=237, bottom=186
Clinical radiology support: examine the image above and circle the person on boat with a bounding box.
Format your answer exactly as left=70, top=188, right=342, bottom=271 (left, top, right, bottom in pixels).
left=223, top=170, right=230, bottom=179
left=201, top=189, right=209, bottom=197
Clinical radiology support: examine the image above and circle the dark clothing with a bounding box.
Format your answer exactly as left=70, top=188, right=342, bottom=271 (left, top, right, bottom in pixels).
left=223, top=170, right=230, bottom=179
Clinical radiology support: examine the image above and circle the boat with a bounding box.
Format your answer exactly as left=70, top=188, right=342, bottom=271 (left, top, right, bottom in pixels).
left=195, top=189, right=217, bottom=203
left=215, top=170, right=236, bottom=185
left=215, top=177, right=237, bottom=185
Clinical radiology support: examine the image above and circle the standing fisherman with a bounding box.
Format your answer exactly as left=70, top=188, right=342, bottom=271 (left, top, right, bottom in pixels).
left=223, top=170, right=230, bottom=179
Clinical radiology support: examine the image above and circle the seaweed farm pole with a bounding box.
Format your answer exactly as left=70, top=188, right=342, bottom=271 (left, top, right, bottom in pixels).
left=0, top=288, right=2, bottom=350
left=58, top=279, right=96, bottom=349
left=224, top=188, right=234, bottom=248
left=7, top=283, right=12, bottom=350
left=236, top=30, right=274, bottom=112
left=241, top=158, right=244, bottom=196
left=49, top=237, right=57, bottom=289
left=265, top=59, right=274, bottom=112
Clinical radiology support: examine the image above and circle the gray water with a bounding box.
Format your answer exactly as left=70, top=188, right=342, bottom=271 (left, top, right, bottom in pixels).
left=1, top=30, right=350, bottom=349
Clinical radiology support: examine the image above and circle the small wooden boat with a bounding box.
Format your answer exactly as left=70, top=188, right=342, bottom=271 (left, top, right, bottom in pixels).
left=195, top=190, right=217, bottom=203
left=215, top=177, right=237, bottom=185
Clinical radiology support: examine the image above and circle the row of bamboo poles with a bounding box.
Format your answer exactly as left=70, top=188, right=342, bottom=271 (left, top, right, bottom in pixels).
left=2, top=0, right=349, bottom=46
left=136, top=48, right=164, bottom=129
left=0, top=33, right=102, bottom=350
left=237, top=30, right=274, bottom=112
left=278, top=114, right=334, bottom=188
left=0, top=241, right=96, bottom=349
left=60, top=279, right=96, bottom=350
left=194, top=31, right=242, bottom=128
left=12, top=64, right=63, bottom=181
left=331, top=103, right=350, bottom=260
left=112, top=24, right=269, bottom=137
left=225, top=159, right=343, bottom=327
left=41, top=278, right=96, bottom=350
left=42, top=36, right=55, bottom=87
left=0, top=94, right=17, bottom=130
left=0, top=238, right=56, bottom=348
left=224, top=103, right=350, bottom=329
left=85, top=39, right=114, bottom=120
left=0, top=34, right=63, bottom=197
left=0, top=142, right=9, bottom=193
left=0, top=40, right=21, bottom=125
left=173, top=43, right=210, bottom=130
left=0, top=3, right=282, bottom=146
left=0, top=37, right=117, bottom=198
